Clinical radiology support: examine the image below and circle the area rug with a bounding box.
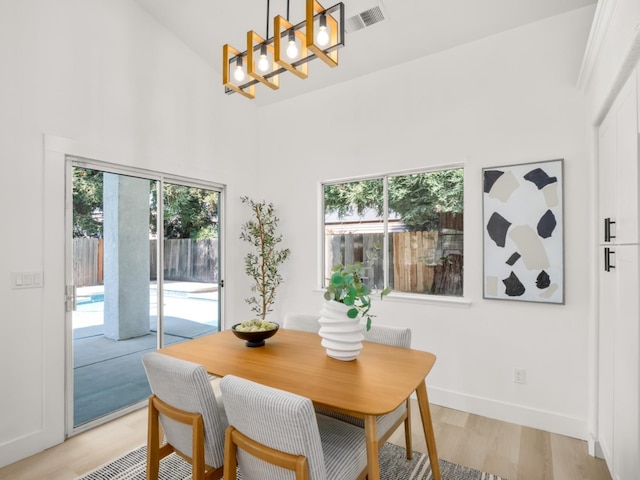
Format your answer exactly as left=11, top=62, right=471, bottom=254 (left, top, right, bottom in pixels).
left=77, top=442, right=505, bottom=480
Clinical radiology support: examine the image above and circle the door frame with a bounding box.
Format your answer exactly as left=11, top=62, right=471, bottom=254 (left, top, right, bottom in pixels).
left=45, top=135, right=226, bottom=440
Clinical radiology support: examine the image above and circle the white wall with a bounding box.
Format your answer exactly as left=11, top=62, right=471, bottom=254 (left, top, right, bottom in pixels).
left=0, top=0, right=257, bottom=467
left=255, top=6, right=596, bottom=439
left=0, top=0, right=603, bottom=468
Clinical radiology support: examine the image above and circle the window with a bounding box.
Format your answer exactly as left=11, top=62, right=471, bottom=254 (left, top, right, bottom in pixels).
left=323, top=167, right=464, bottom=297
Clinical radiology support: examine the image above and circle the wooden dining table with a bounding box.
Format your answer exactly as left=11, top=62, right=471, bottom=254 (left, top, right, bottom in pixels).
left=158, top=328, right=441, bottom=480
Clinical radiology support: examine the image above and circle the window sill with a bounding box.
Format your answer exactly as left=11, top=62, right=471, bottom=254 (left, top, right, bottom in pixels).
left=383, top=291, right=471, bottom=308
left=314, top=289, right=472, bottom=308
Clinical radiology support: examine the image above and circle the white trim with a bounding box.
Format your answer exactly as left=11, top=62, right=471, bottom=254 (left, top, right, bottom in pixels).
left=311, top=288, right=472, bottom=307
left=318, top=163, right=466, bottom=298
left=577, top=0, right=617, bottom=92
left=587, top=125, right=601, bottom=459
left=64, top=157, right=74, bottom=439
left=42, top=135, right=227, bottom=439
left=69, top=401, right=146, bottom=437
left=384, top=291, right=471, bottom=308
left=592, top=437, right=606, bottom=459
left=318, top=182, right=327, bottom=290
left=0, top=136, right=69, bottom=467
left=428, top=386, right=588, bottom=440
left=594, top=28, right=640, bottom=126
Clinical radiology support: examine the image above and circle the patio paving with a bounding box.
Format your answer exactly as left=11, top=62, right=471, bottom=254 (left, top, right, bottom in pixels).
left=73, top=282, right=219, bottom=427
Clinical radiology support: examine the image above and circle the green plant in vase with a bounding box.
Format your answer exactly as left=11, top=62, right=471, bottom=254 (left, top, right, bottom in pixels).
left=240, top=196, right=290, bottom=325
left=323, top=262, right=391, bottom=331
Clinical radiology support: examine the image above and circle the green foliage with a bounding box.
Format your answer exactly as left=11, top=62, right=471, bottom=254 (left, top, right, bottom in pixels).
left=323, top=262, right=391, bottom=331
left=151, top=184, right=219, bottom=239
left=389, top=170, right=463, bottom=231
left=324, top=179, right=384, bottom=217
left=240, top=197, right=291, bottom=320
left=73, top=168, right=220, bottom=240
left=324, top=169, right=463, bottom=231
left=73, top=168, right=103, bottom=238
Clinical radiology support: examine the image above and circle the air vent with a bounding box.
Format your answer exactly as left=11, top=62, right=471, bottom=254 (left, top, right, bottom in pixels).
left=345, top=4, right=387, bottom=34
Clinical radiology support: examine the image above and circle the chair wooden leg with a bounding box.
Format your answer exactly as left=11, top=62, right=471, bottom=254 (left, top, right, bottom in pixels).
left=223, top=427, right=238, bottom=480
left=192, top=416, right=206, bottom=480
left=147, top=396, right=161, bottom=480
left=404, top=399, right=413, bottom=459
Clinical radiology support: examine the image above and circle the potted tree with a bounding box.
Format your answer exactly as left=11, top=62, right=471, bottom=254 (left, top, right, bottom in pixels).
left=234, top=197, right=290, bottom=346
left=320, top=261, right=391, bottom=360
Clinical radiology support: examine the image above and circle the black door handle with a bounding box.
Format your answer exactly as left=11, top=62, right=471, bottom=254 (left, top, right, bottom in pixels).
left=604, top=218, right=616, bottom=242
left=604, top=247, right=615, bottom=272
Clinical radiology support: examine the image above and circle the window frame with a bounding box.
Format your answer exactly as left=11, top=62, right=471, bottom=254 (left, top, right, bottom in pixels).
left=319, top=162, right=470, bottom=306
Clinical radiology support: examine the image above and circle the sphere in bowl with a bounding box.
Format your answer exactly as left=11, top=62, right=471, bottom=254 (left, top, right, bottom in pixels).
left=231, top=320, right=279, bottom=347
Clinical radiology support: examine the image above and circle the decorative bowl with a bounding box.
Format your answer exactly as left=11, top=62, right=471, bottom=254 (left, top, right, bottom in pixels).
left=231, top=322, right=279, bottom=347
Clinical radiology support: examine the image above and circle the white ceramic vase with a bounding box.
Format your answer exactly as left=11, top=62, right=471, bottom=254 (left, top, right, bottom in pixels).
left=318, top=299, right=364, bottom=361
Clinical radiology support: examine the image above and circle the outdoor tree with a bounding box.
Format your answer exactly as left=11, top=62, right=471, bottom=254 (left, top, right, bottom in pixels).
left=388, top=170, right=463, bottom=231
left=73, top=168, right=219, bottom=239
left=150, top=184, right=219, bottom=239
left=73, top=168, right=104, bottom=237
left=324, top=178, right=384, bottom=217
left=324, top=169, right=463, bottom=230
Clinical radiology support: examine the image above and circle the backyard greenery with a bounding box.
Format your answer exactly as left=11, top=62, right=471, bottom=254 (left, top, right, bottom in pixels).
left=324, top=169, right=463, bottom=231
left=72, top=167, right=219, bottom=239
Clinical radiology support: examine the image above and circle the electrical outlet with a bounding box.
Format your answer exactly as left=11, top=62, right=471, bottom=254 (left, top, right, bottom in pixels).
left=513, top=368, right=526, bottom=384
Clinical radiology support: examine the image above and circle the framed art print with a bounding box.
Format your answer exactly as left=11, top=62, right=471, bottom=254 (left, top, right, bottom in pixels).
left=482, top=158, right=564, bottom=304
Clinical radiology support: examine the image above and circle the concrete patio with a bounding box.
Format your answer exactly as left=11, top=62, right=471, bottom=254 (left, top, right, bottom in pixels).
left=73, top=282, right=219, bottom=426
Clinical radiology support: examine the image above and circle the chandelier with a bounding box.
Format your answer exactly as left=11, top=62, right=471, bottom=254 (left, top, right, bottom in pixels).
left=223, top=0, right=345, bottom=99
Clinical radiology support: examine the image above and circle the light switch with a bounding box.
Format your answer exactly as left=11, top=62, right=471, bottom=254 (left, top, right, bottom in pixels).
left=11, top=271, right=43, bottom=289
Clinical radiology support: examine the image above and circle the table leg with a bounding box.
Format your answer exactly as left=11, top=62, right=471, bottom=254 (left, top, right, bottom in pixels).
left=415, top=379, right=441, bottom=480
left=364, top=414, right=380, bottom=480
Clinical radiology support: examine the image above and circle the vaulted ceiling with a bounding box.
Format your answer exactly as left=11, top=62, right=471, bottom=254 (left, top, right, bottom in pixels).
left=132, top=0, right=597, bottom=105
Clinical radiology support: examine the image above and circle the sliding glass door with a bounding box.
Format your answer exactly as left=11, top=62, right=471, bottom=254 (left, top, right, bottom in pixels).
left=67, top=158, right=222, bottom=432
left=156, top=182, right=221, bottom=348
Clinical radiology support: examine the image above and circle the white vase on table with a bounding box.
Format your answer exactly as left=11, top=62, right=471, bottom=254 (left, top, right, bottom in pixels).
left=318, top=299, right=364, bottom=361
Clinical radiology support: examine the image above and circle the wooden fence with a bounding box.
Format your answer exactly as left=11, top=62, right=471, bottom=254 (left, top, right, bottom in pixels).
left=73, top=238, right=104, bottom=287
left=150, top=238, right=218, bottom=283
left=325, top=233, right=387, bottom=289
left=73, top=238, right=218, bottom=287
left=392, top=231, right=438, bottom=293
left=326, top=228, right=463, bottom=295
left=74, top=216, right=463, bottom=295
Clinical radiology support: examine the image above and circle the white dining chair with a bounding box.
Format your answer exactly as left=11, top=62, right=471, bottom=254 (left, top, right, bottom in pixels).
left=142, top=352, right=227, bottom=480
left=282, top=312, right=321, bottom=333
left=220, top=374, right=368, bottom=480
left=316, top=324, right=414, bottom=458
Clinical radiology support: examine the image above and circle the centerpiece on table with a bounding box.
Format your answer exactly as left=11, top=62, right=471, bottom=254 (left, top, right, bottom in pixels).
left=232, top=196, right=290, bottom=347
left=319, top=261, right=391, bottom=360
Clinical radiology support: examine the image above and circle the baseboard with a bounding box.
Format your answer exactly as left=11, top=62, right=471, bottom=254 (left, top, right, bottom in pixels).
left=0, top=429, right=64, bottom=469
left=425, top=386, right=588, bottom=440
left=591, top=438, right=605, bottom=459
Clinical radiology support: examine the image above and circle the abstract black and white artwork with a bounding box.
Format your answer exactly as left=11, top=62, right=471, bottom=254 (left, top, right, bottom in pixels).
left=483, top=159, right=564, bottom=304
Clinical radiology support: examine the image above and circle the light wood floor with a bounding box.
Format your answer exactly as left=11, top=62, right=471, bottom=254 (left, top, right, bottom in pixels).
left=1, top=399, right=611, bottom=480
